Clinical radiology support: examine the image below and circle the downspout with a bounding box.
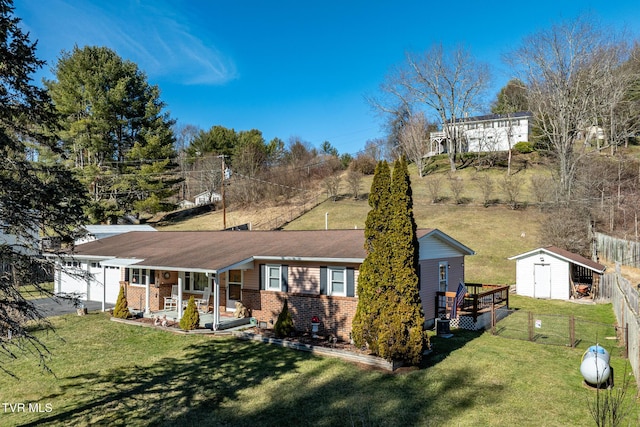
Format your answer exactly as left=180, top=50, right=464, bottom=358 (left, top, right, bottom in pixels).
left=144, top=271, right=150, bottom=315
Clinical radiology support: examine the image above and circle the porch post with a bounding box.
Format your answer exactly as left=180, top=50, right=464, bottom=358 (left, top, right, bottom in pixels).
left=177, top=273, right=184, bottom=318
left=101, top=264, right=106, bottom=312
left=144, top=271, right=150, bottom=315
left=213, top=276, right=220, bottom=330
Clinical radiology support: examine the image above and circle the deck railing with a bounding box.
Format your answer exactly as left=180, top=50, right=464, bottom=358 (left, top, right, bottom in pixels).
left=436, top=283, right=510, bottom=321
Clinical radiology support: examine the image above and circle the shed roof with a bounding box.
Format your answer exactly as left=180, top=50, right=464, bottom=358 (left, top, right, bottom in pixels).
left=508, top=246, right=606, bottom=273
left=67, top=229, right=439, bottom=272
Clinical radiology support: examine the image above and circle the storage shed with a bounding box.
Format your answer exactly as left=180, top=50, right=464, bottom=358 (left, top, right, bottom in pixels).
left=508, top=246, right=606, bottom=300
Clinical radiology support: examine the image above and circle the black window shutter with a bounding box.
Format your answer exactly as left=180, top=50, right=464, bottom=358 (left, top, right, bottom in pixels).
left=281, top=265, right=288, bottom=292
left=150, top=269, right=156, bottom=285
left=124, top=268, right=130, bottom=282
left=259, top=264, right=265, bottom=290
left=320, top=266, right=327, bottom=295
left=346, top=267, right=355, bottom=297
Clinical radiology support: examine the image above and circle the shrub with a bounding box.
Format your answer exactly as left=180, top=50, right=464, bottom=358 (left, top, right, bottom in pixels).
left=179, top=296, right=200, bottom=330
left=274, top=298, right=294, bottom=338
left=514, top=141, right=534, bottom=153
left=112, top=285, right=131, bottom=319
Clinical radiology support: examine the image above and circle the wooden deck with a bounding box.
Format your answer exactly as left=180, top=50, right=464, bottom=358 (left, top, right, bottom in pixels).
left=436, top=284, right=510, bottom=322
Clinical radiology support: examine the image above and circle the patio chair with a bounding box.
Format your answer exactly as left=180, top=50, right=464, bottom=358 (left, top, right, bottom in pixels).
left=163, top=285, right=178, bottom=311
left=195, top=286, right=212, bottom=313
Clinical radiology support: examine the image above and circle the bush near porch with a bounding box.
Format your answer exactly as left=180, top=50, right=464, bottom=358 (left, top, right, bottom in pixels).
left=1, top=296, right=636, bottom=426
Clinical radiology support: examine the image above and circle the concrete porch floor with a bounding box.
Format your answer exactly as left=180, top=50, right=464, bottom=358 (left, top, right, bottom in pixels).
left=142, top=309, right=252, bottom=330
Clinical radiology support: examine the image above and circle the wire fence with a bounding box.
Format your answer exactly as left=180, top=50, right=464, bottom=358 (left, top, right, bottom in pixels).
left=493, top=310, right=622, bottom=352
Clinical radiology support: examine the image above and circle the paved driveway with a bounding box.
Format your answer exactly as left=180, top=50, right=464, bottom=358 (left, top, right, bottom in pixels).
left=32, top=297, right=113, bottom=318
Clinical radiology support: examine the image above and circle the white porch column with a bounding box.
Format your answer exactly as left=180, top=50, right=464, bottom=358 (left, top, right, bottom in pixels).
left=213, top=276, right=220, bottom=330
left=177, top=272, right=184, bottom=318
left=101, top=264, right=106, bottom=312
left=144, top=271, right=150, bottom=314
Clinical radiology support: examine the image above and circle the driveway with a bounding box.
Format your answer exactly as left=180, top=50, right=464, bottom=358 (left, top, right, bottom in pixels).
left=32, top=297, right=113, bottom=318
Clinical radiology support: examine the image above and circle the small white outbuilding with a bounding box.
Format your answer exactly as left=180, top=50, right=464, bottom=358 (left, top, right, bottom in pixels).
left=508, top=246, right=606, bottom=300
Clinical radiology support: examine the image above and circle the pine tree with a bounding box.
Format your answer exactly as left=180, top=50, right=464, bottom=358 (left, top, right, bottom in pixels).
left=179, top=296, right=200, bottom=330
left=274, top=298, right=294, bottom=338
left=112, top=285, right=131, bottom=319
left=0, top=0, right=88, bottom=372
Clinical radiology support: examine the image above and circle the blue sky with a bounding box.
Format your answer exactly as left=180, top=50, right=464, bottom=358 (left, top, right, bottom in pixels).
left=15, top=1, right=640, bottom=155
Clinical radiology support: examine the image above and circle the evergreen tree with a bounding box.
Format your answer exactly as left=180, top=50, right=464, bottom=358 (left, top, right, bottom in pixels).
left=0, top=0, right=88, bottom=371
left=382, top=157, right=426, bottom=364
left=352, top=161, right=393, bottom=353
left=45, top=45, right=178, bottom=222
left=112, top=285, right=131, bottom=319
left=274, top=298, right=294, bottom=338
left=179, top=296, right=200, bottom=330
left=352, top=159, right=426, bottom=364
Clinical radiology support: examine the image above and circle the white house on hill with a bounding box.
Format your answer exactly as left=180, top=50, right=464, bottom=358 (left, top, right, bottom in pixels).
left=428, top=111, right=532, bottom=156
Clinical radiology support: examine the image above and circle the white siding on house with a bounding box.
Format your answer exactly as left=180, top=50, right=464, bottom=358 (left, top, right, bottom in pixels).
left=419, top=235, right=464, bottom=260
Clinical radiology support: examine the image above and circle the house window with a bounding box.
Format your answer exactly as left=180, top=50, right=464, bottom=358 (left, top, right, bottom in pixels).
left=185, top=272, right=208, bottom=292
left=267, top=265, right=281, bottom=291
left=228, top=269, right=242, bottom=301
left=438, top=262, right=448, bottom=293
left=328, top=267, right=346, bottom=296
left=131, top=268, right=146, bottom=286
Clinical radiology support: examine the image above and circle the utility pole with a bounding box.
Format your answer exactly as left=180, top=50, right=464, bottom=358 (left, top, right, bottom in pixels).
left=218, top=155, right=226, bottom=230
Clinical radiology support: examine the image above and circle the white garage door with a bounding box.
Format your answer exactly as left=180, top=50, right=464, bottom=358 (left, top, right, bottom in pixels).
left=59, top=262, right=88, bottom=298
left=104, top=266, right=122, bottom=304
left=87, top=262, right=105, bottom=302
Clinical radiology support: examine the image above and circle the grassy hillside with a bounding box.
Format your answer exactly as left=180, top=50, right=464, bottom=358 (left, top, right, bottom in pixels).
left=158, top=158, right=552, bottom=285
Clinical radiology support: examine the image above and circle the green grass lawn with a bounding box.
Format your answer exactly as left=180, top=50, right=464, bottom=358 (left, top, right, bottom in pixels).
left=0, top=299, right=637, bottom=427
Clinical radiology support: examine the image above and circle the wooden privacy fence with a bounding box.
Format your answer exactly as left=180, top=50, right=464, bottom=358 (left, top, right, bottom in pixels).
left=595, top=232, right=640, bottom=269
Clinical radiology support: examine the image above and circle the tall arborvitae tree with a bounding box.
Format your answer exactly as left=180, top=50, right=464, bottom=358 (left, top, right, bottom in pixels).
left=352, top=161, right=393, bottom=353
left=382, top=157, right=426, bottom=364
left=0, top=0, right=88, bottom=372
left=352, top=159, right=426, bottom=364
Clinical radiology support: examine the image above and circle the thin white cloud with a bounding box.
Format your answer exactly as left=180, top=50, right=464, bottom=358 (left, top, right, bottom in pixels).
left=21, top=0, right=237, bottom=85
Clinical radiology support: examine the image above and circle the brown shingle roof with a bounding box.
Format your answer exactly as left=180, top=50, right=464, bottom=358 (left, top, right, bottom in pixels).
left=543, top=246, right=606, bottom=273
left=68, top=229, right=434, bottom=272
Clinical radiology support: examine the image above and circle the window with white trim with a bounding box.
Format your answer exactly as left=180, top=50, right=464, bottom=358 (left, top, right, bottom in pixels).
left=328, top=267, right=346, bottom=296
left=131, top=268, right=146, bottom=286
left=438, top=262, right=448, bottom=293
left=228, top=270, right=242, bottom=301
left=266, top=265, right=281, bottom=291
left=184, top=272, right=208, bottom=292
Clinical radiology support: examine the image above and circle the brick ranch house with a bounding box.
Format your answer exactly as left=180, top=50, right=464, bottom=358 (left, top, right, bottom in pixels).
left=55, top=229, right=474, bottom=340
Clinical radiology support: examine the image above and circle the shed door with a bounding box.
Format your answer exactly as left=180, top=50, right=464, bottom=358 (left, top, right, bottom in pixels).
left=534, top=264, right=551, bottom=298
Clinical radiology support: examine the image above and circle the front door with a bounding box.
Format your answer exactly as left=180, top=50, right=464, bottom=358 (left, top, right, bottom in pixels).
left=226, top=269, right=243, bottom=311
left=534, top=264, right=551, bottom=298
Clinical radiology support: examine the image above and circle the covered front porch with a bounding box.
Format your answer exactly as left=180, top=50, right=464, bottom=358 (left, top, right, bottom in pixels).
left=112, top=262, right=249, bottom=331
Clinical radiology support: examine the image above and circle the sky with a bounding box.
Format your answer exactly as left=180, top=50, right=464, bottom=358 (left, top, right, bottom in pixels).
left=14, top=0, right=640, bottom=155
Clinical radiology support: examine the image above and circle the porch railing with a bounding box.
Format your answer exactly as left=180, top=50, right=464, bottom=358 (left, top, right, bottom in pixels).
left=436, top=284, right=510, bottom=321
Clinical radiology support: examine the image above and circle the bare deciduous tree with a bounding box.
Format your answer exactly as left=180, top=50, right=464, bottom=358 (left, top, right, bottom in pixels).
left=476, top=173, right=494, bottom=207
left=345, top=168, right=363, bottom=200
left=507, top=16, right=635, bottom=201
left=397, top=111, right=434, bottom=177
left=425, top=175, right=443, bottom=203
left=501, top=174, right=524, bottom=209
left=370, top=44, right=491, bottom=172
left=448, top=173, right=465, bottom=204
